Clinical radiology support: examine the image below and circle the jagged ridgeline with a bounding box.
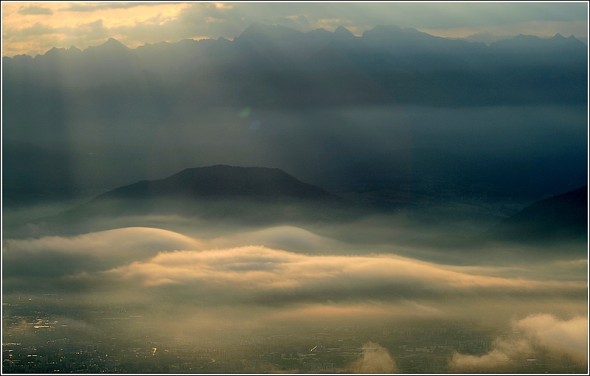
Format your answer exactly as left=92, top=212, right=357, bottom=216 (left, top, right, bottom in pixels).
left=3, top=24, right=586, bottom=114
left=3, top=23, right=587, bottom=207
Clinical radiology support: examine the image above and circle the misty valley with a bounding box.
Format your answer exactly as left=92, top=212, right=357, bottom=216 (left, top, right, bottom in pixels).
left=2, top=19, right=588, bottom=374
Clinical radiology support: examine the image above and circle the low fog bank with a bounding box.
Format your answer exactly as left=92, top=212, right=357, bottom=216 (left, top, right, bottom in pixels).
left=3, top=164, right=586, bottom=373
left=3, top=222, right=587, bottom=373
left=5, top=224, right=586, bottom=296
left=4, top=195, right=585, bottom=265
left=3, top=191, right=587, bottom=258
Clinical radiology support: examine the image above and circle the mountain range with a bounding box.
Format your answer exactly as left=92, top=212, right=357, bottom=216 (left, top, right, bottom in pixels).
left=3, top=24, right=586, bottom=120
left=3, top=23, right=587, bottom=207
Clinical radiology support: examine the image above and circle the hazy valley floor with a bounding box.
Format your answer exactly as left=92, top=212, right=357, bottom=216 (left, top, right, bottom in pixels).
left=3, top=195, right=587, bottom=373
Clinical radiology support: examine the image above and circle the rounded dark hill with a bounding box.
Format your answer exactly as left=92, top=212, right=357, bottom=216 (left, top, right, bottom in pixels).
left=101, top=165, right=341, bottom=202
left=40, top=166, right=356, bottom=235
left=490, top=185, right=587, bottom=244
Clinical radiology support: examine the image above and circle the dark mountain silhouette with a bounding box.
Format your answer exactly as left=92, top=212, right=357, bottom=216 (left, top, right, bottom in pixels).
left=42, top=165, right=352, bottom=232
left=99, top=165, right=341, bottom=202
left=490, top=186, right=588, bottom=243
left=334, top=25, right=355, bottom=39
left=2, top=24, right=587, bottom=206
left=3, top=23, right=586, bottom=129
left=3, top=24, right=586, bottom=116
left=237, top=22, right=307, bottom=44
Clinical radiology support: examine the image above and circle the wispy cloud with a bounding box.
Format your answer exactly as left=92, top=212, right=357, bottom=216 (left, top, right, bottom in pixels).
left=3, top=227, right=202, bottom=281
left=347, top=341, right=399, bottom=373
left=2, top=2, right=192, bottom=55
left=102, top=243, right=584, bottom=299
left=18, top=5, right=53, bottom=15
left=4, top=227, right=585, bottom=305
left=63, top=2, right=162, bottom=13
left=449, top=314, right=588, bottom=372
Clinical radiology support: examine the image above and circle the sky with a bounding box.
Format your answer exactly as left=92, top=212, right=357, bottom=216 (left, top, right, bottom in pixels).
left=1, top=1, right=588, bottom=57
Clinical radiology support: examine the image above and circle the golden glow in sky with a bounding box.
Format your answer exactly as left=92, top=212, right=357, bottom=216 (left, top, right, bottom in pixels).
left=2, top=2, right=194, bottom=55
left=2, top=1, right=588, bottom=56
